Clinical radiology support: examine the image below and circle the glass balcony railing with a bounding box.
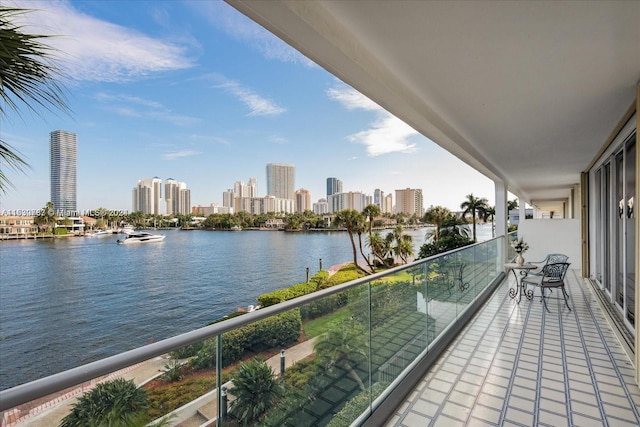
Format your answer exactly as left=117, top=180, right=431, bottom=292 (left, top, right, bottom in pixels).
left=1, top=236, right=507, bottom=427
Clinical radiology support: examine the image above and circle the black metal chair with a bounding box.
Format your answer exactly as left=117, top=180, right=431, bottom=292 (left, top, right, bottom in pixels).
left=521, top=262, right=571, bottom=312
left=520, top=253, right=569, bottom=279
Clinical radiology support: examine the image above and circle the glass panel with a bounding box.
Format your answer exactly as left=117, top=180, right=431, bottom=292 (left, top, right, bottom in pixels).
left=604, top=162, right=611, bottom=293
left=616, top=151, right=624, bottom=308
left=625, top=136, right=636, bottom=325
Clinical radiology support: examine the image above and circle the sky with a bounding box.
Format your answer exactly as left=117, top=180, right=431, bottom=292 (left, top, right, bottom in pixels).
left=1, top=0, right=497, bottom=214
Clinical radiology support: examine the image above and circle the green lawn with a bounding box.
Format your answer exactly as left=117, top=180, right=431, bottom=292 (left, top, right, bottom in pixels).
left=303, top=308, right=350, bottom=339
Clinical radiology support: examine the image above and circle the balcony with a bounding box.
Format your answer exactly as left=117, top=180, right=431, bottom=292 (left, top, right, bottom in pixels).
left=2, top=233, right=638, bottom=426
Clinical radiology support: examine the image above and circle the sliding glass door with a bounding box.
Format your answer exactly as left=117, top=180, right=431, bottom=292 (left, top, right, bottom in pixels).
left=594, top=131, right=636, bottom=330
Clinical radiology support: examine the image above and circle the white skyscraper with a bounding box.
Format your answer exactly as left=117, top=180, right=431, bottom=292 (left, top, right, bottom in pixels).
left=266, top=163, right=295, bottom=200
left=50, top=130, right=77, bottom=213
left=165, top=179, right=190, bottom=215
left=132, top=177, right=162, bottom=214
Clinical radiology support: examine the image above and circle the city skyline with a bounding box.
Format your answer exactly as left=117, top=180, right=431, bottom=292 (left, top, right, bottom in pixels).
left=1, top=0, right=497, bottom=213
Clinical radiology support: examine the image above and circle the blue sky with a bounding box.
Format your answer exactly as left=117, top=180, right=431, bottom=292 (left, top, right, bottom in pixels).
left=1, top=0, right=495, bottom=213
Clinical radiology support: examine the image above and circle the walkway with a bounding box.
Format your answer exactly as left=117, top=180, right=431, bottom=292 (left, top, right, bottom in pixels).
left=385, top=269, right=640, bottom=426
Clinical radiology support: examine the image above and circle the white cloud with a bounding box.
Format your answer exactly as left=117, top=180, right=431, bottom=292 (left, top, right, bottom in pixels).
left=163, top=150, right=201, bottom=160
left=216, top=80, right=285, bottom=117
left=96, top=92, right=199, bottom=126
left=327, top=83, right=418, bottom=156
left=10, top=0, right=194, bottom=83
left=194, top=1, right=314, bottom=67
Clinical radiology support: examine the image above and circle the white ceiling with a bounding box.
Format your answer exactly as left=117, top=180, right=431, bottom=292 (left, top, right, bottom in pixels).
left=227, top=0, right=639, bottom=204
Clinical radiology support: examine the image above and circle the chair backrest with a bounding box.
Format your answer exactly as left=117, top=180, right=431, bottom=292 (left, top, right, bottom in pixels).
left=541, top=262, right=570, bottom=284
left=545, top=254, right=569, bottom=264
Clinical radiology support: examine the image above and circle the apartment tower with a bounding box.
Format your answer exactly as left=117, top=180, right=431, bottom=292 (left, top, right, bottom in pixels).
left=266, top=163, right=295, bottom=200
left=132, top=177, right=162, bottom=214
left=394, top=188, right=424, bottom=216
left=326, top=177, right=343, bottom=197
left=50, top=130, right=77, bottom=213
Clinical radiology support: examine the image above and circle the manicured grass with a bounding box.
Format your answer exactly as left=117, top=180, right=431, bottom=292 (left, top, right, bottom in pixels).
left=303, top=308, right=350, bottom=339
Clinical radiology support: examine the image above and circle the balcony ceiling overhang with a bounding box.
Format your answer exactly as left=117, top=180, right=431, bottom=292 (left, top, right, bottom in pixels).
left=227, top=0, right=639, bottom=204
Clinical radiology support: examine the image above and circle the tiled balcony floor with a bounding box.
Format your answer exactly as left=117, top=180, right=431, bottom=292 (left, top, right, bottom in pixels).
left=385, top=268, right=640, bottom=426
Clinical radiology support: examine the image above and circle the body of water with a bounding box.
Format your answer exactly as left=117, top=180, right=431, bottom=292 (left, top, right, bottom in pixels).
left=0, top=226, right=443, bottom=390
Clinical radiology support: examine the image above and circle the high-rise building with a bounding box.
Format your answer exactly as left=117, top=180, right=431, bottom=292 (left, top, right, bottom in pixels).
left=383, top=193, right=394, bottom=214
left=234, top=177, right=258, bottom=198
left=50, top=130, right=77, bottom=213
left=165, top=179, right=191, bottom=215
left=132, top=177, right=162, bottom=214
left=222, top=189, right=235, bottom=208
left=395, top=188, right=424, bottom=216
left=374, top=189, right=384, bottom=209
left=266, top=163, right=295, bottom=200
left=328, top=191, right=366, bottom=213
left=313, top=198, right=329, bottom=215
left=326, top=177, right=343, bottom=197
left=294, top=189, right=311, bottom=213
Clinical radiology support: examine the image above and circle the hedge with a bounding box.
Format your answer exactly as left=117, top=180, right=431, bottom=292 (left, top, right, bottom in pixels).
left=190, top=309, right=302, bottom=369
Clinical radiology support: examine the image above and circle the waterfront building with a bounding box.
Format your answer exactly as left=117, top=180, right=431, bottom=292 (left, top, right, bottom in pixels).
left=328, top=191, right=366, bottom=213
left=326, top=177, right=343, bottom=197
left=294, top=188, right=311, bottom=213
left=165, top=179, right=191, bottom=215
left=395, top=188, right=424, bottom=216
left=222, top=189, right=234, bottom=208
left=266, top=163, right=295, bottom=200
left=132, top=177, right=162, bottom=214
left=192, top=204, right=233, bottom=216
left=234, top=196, right=294, bottom=215
left=49, top=130, right=77, bottom=214
left=313, top=198, right=329, bottom=215
left=0, top=215, right=38, bottom=238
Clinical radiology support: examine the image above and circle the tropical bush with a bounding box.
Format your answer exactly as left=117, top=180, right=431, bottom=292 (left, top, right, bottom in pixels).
left=228, top=358, right=285, bottom=425
left=60, top=378, right=149, bottom=427
left=326, top=383, right=387, bottom=427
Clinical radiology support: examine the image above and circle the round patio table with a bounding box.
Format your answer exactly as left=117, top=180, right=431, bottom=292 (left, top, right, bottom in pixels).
left=505, top=262, right=538, bottom=304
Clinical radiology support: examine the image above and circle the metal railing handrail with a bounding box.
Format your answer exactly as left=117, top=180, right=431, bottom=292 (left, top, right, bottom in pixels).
left=0, top=235, right=504, bottom=412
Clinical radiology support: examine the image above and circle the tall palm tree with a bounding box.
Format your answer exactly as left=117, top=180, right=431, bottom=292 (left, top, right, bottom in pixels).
left=423, top=205, right=452, bottom=241
left=362, top=204, right=381, bottom=241
left=485, top=206, right=496, bottom=237
left=1, top=7, right=68, bottom=192
left=507, top=199, right=519, bottom=212
left=333, top=209, right=368, bottom=274
left=460, top=193, right=489, bottom=242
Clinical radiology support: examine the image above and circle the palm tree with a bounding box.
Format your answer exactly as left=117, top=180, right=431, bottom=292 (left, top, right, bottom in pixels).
left=1, top=7, right=68, bottom=193
left=507, top=199, right=519, bottom=212
left=333, top=209, right=368, bottom=274
left=485, top=206, right=496, bottom=237
left=228, top=358, right=284, bottom=426
left=460, top=193, right=489, bottom=242
left=34, top=201, right=57, bottom=234
left=367, top=231, right=392, bottom=267
left=423, top=206, right=452, bottom=241
left=314, top=321, right=368, bottom=392
left=362, top=204, right=381, bottom=241
left=390, top=225, right=413, bottom=264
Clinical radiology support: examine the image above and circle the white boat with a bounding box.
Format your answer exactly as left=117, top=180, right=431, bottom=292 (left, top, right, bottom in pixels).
left=117, top=232, right=165, bottom=244
left=118, top=226, right=135, bottom=234
left=87, top=230, right=115, bottom=237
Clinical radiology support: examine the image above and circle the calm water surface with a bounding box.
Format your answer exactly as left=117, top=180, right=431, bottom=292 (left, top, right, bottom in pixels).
left=0, top=228, right=436, bottom=389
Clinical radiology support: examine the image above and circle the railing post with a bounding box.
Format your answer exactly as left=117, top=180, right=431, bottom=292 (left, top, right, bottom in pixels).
left=221, top=385, right=228, bottom=420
